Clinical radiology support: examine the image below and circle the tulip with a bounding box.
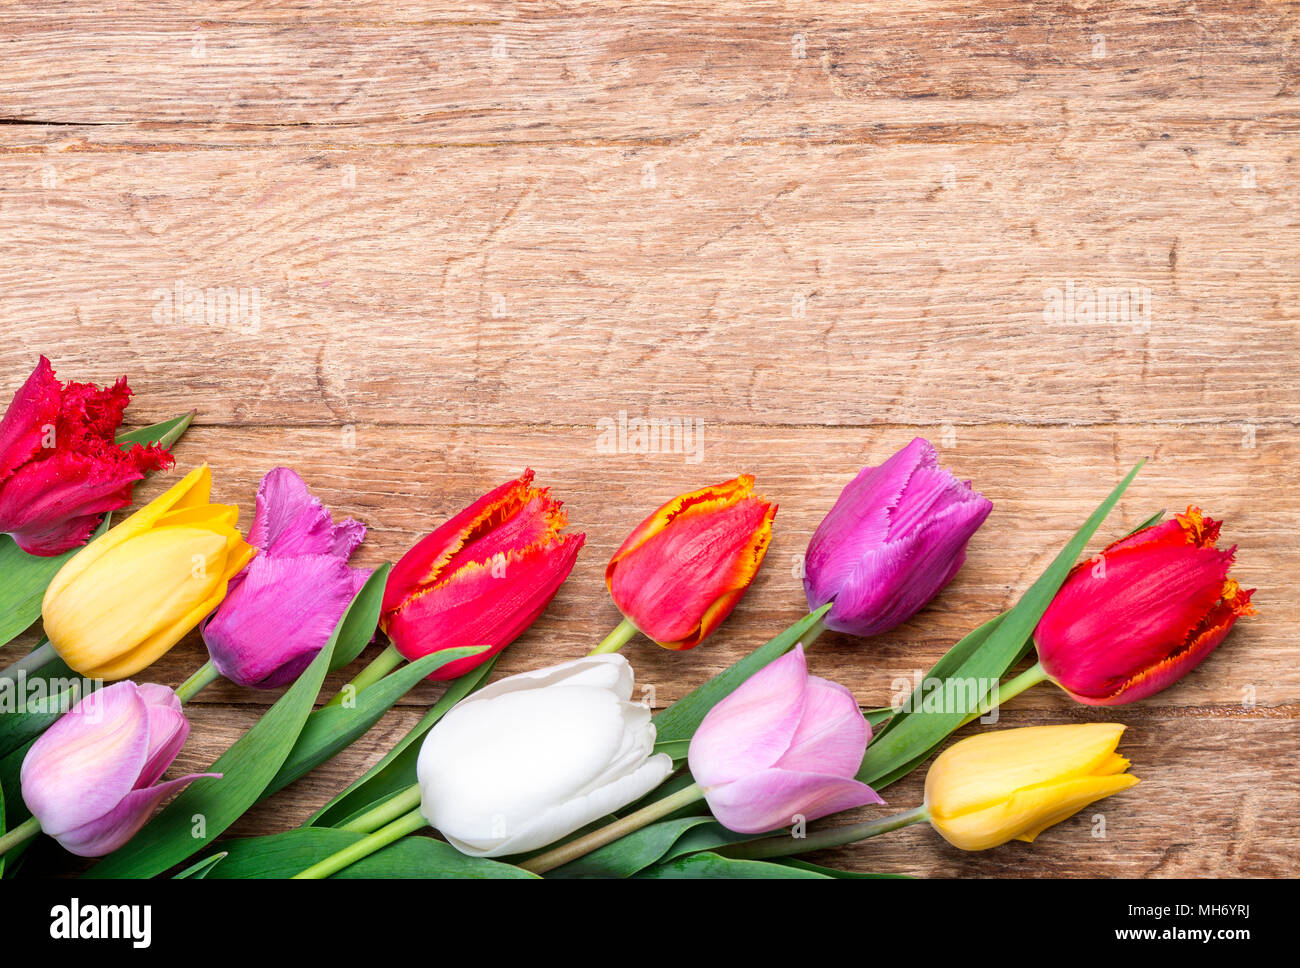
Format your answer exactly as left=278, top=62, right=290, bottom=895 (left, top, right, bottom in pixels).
left=416, top=654, right=674, bottom=857
left=10, top=681, right=215, bottom=857
left=1032, top=507, right=1256, bottom=705
left=377, top=469, right=584, bottom=681
left=600, top=474, right=776, bottom=652
left=291, top=654, right=674, bottom=877
left=41, top=465, right=255, bottom=681
left=0, top=356, right=173, bottom=555
left=687, top=643, right=883, bottom=833
left=719, top=723, right=1140, bottom=862
left=925, top=724, right=1139, bottom=851
left=202, top=468, right=370, bottom=688
left=803, top=437, right=992, bottom=638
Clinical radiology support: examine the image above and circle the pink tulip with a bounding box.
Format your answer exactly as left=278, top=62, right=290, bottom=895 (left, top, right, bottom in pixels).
left=687, top=644, right=883, bottom=833
left=21, top=681, right=215, bottom=856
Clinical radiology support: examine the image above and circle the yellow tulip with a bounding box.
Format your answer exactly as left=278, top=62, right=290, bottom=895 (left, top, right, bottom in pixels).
left=42, top=465, right=255, bottom=681
left=924, top=723, right=1139, bottom=851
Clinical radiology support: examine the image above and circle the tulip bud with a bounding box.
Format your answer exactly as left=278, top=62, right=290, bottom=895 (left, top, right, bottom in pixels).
left=1034, top=508, right=1256, bottom=705
left=606, top=475, right=776, bottom=650
left=21, top=681, right=215, bottom=856
left=416, top=654, right=673, bottom=856
left=41, top=465, right=255, bottom=681
left=688, top=644, right=883, bottom=833
left=202, top=468, right=370, bottom=688
left=0, top=356, right=173, bottom=555
left=381, top=470, right=584, bottom=680
left=803, top=438, right=992, bottom=638
left=924, top=724, right=1138, bottom=851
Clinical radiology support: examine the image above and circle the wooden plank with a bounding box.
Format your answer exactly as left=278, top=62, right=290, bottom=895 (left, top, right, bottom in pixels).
left=2, top=422, right=1292, bottom=711
left=0, top=141, right=1293, bottom=428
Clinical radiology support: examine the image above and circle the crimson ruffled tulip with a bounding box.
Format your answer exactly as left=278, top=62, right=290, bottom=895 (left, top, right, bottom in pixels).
left=202, top=468, right=370, bottom=689
left=381, top=470, right=584, bottom=680
left=803, top=438, right=991, bottom=638
left=0, top=357, right=172, bottom=555
left=1034, top=507, right=1256, bottom=705
left=20, top=682, right=214, bottom=857
left=605, top=475, right=776, bottom=650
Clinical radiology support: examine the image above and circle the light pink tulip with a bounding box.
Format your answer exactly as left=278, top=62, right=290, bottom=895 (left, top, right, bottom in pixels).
left=21, top=681, right=215, bottom=856
left=687, top=644, right=883, bottom=834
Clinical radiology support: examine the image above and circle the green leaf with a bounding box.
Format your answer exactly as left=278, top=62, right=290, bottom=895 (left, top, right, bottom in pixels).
left=172, top=852, right=226, bottom=879
left=778, top=858, right=911, bottom=879
left=114, top=411, right=195, bottom=451
left=546, top=817, right=717, bottom=878
left=653, top=604, right=831, bottom=746
left=636, top=851, right=831, bottom=879
left=328, top=564, right=390, bottom=672
left=259, top=645, right=483, bottom=801
left=856, top=460, right=1144, bottom=785
left=307, top=656, right=499, bottom=828
left=0, top=517, right=111, bottom=649
left=86, top=571, right=372, bottom=878
left=199, top=827, right=534, bottom=879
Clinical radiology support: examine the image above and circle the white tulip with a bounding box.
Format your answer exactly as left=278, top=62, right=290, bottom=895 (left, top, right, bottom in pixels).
left=416, top=653, right=674, bottom=858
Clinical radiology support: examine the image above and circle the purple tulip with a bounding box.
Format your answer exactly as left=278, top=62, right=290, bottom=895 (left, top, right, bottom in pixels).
left=688, top=645, right=883, bottom=834
left=21, top=682, right=215, bottom=857
left=803, top=437, right=992, bottom=638
left=202, top=467, right=370, bottom=689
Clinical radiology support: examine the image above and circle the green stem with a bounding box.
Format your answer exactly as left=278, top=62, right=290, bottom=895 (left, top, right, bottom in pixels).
left=338, top=783, right=423, bottom=834
left=588, top=618, right=639, bottom=656
left=0, top=816, right=42, bottom=857
left=720, top=805, right=930, bottom=861
left=960, top=661, right=1049, bottom=727
left=174, top=660, right=221, bottom=704
left=521, top=782, right=706, bottom=874
left=327, top=643, right=404, bottom=707
left=0, top=641, right=57, bottom=682
left=293, top=807, right=428, bottom=879
left=800, top=609, right=830, bottom=650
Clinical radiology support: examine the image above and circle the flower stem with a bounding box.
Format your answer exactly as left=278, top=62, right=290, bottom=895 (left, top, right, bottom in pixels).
left=800, top=605, right=832, bottom=650
left=327, top=643, right=405, bottom=707
left=521, top=782, right=706, bottom=874
left=0, top=641, right=57, bottom=682
left=0, top=816, right=42, bottom=857
left=588, top=618, right=639, bottom=656
left=292, top=807, right=428, bottom=879
left=960, top=661, right=1049, bottom=727
left=174, top=659, right=221, bottom=704
left=338, top=783, right=423, bottom=834
left=719, top=805, right=930, bottom=861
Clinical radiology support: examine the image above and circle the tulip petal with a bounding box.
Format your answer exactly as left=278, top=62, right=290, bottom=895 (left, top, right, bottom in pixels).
left=688, top=645, right=809, bottom=789
left=21, top=682, right=151, bottom=838
left=52, top=772, right=218, bottom=857
left=247, top=466, right=364, bottom=561
left=924, top=723, right=1128, bottom=821
left=704, top=768, right=885, bottom=834
left=775, top=674, right=870, bottom=778
left=384, top=532, right=584, bottom=680
left=203, top=553, right=357, bottom=688
left=0, top=355, right=62, bottom=482
left=606, top=486, right=775, bottom=648
left=135, top=684, right=189, bottom=787
left=466, top=653, right=634, bottom=705
left=932, top=773, right=1139, bottom=852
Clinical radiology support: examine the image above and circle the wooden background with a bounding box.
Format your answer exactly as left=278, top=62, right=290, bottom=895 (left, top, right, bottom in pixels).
left=1, top=1, right=1296, bottom=877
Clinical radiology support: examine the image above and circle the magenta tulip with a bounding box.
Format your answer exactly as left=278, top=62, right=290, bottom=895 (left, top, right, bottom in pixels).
left=21, top=682, right=214, bottom=857
left=803, top=437, right=992, bottom=638
left=687, top=644, right=883, bottom=833
left=202, top=467, right=370, bottom=688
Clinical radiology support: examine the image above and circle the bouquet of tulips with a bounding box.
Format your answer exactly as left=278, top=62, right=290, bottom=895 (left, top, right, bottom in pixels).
left=0, top=357, right=1256, bottom=879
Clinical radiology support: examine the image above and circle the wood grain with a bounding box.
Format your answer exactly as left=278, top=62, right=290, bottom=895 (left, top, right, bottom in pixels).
left=0, top=0, right=1295, bottom=878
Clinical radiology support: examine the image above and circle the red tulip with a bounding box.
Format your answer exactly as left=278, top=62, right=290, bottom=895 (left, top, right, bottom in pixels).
left=1034, top=507, right=1255, bottom=705
left=380, top=470, right=584, bottom=680
left=0, top=357, right=172, bottom=555
left=605, top=475, right=776, bottom=650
